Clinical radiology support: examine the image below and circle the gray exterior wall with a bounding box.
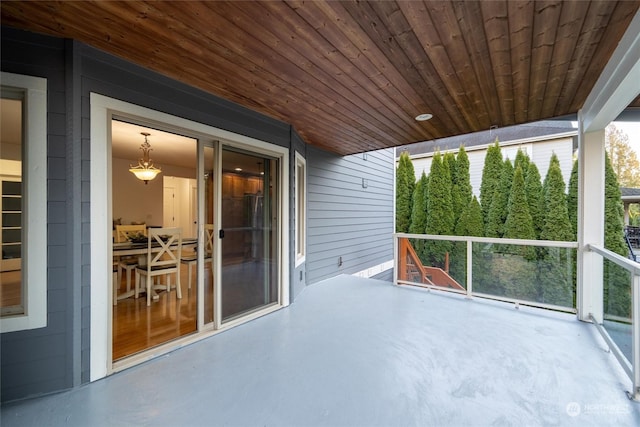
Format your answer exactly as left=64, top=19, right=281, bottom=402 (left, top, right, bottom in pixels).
left=1, top=27, right=394, bottom=402
left=306, top=147, right=394, bottom=284
left=1, top=29, right=73, bottom=403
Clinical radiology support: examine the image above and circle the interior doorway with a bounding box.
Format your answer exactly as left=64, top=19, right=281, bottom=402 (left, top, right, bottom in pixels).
left=163, top=176, right=197, bottom=238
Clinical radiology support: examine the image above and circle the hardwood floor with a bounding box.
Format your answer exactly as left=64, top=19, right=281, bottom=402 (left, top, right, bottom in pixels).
left=0, top=270, right=21, bottom=308
left=112, top=265, right=214, bottom=361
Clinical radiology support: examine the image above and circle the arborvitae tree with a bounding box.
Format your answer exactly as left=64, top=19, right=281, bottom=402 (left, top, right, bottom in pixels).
left=452, top=196, right=483, bottom=288
left=514, top=148, right=531, bottom=179
left=567, top=159, right=579, bottom=240
left=501, top=165, right=537, bottom=301
left=504, top=166, right=535, bottom=241
left=425, top=152, right=454, bottom=268
left=604, top=152, right=628, bottom=255
left=567, top=158, right=579, bottom=302
left=485, top=158, right=513, bottom=238
left=409, top=171, right=428, bottom=234
left=479, top=140, right=503, bottom=232
left=540, top=157, right=572, bottom=242
left=539, top=158, right=573, bottom=307
left=525, top=162, right=544, bottom=239
left=396, top=151, right=415, bottom=233
left=603, top=152, right=631, bottom=318
left=541, top=152, right=561, bottom=202
left=455, top=196, right=484, bottom=237
left=444, top=151, right=457, bottom=185
left=452, top=146, right=473, bottom=230
left=409, top=172, right=429, bottom=258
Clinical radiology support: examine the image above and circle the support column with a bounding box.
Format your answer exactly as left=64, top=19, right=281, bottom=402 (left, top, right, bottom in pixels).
left=577, top=116, right=605, bottom=323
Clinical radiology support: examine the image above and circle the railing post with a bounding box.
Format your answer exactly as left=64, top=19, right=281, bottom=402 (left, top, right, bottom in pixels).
left=466, top=238, right=472, bottom=299
left=632, top=273, right=640, bottom=401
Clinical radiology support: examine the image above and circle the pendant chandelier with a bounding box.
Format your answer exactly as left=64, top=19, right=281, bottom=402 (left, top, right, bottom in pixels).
left=129, top=132, right=161, bottom=184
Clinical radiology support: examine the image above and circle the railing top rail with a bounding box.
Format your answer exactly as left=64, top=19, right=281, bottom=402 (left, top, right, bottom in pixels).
left=586, top=244, right=640, bottom=275
left=394, top=233, right=579, bottom=249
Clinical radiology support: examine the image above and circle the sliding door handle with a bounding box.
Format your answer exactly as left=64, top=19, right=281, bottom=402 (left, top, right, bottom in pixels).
left=219, top=229, right=225, bottom=239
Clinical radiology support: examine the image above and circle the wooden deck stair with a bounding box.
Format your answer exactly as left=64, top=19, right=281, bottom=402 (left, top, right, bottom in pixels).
left=398, top=238, right=465, bottom=291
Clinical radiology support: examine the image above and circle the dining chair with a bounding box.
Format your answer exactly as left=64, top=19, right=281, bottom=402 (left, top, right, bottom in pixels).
left=180, top=224, right=215, bottom=290
left=114, top=224, right=147, bottom=304
left=135, top=227, right=183, bottom=306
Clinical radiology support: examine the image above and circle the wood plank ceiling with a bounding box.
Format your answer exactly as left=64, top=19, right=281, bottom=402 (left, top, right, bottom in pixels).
left=2, top=1, right=639, bottom=155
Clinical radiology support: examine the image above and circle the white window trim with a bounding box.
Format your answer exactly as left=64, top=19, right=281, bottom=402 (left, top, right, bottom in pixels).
left=0, top=72, right=48, bottom=333
left=90, top=93, right=289, bottom=381
left=294, top=152, right=306, bottom=267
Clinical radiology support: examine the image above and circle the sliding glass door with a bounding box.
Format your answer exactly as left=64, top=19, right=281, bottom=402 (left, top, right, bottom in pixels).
left=220, top=148, right=279, bottom=321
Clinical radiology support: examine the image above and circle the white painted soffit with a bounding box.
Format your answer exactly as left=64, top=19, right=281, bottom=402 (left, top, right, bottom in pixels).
left=581, top=9, right=640, bottom=132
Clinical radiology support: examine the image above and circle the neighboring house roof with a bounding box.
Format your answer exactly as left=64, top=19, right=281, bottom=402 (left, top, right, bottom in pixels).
left=399, top=120, right=578, bottom=157
left=621, top=187, right=640, bottom=203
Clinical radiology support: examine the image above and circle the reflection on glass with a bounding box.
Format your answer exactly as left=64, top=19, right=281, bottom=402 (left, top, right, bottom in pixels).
left=0, top=95, right=24, bottom=315
left=221, top=148, right=278, bottom=321
left=472, top=242, right=575, bottom=307
left=602, top=258, right=632, bottom=363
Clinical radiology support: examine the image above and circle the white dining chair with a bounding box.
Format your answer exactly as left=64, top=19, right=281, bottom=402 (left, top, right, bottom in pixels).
left=180, top=224, right=214, bottom=291
left=135, top=227, right=183, bottom=306
left=114, top=224, right=147, bottom=304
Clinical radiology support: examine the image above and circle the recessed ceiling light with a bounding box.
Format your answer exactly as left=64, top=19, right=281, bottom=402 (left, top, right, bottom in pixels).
left=235, top=168, right=242, bottom=172
left=415, top=113, right=433, bottom=121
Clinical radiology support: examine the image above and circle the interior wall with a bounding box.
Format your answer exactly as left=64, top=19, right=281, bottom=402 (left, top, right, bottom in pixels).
left=112, top=157, right=196, bottom=227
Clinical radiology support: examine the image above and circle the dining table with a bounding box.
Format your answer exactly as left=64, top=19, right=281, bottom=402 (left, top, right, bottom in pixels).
left=113, top=237, right=198, bottom=301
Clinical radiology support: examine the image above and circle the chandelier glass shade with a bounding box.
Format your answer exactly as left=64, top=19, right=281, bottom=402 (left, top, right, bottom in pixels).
left=129, top=132, right=161, bottom=184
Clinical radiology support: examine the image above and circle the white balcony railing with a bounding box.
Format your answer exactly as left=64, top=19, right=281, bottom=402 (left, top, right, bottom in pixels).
left=394, top=233, right=639, bottom=400
left=586, top=244, right=640, bottom=401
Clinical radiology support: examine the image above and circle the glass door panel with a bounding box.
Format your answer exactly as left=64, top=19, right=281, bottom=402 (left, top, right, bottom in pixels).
left=111, top=120, right=198, bottom=360
left=221, top=148, right=278, bottom=321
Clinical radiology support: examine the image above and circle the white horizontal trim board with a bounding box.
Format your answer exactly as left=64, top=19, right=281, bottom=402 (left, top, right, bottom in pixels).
left=395, top=233, right=578, bottom=248
left=353, top=260, right=394, bottom=278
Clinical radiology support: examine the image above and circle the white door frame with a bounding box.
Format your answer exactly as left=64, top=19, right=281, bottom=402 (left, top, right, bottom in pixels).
left=90, top=93, right=289, bottom=381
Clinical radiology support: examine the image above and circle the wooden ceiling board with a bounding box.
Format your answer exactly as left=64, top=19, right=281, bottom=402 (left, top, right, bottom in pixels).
left=1, top=0, right=639, bottom=156
left=540, top=1, right=587, bottom=118
left=564, top=1, right=623, bottom=113
left=528, top=1, right=561, bottom=121
left=480, top=0, right=514, bottom=126
left=398, top=1, right=479, bottom=134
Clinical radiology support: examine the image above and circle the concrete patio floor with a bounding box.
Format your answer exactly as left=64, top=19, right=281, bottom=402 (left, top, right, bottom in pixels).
left=1, top=275, right=639, bottom=426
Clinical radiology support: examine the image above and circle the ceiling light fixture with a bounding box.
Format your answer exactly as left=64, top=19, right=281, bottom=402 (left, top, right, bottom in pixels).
left=415, top=113, right=433, bottom=122
left=129, top=132, right=161, bottom=184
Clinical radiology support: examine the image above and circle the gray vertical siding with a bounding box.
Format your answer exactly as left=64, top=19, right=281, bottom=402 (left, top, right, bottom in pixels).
left=306, top=147, right=394, bottom=284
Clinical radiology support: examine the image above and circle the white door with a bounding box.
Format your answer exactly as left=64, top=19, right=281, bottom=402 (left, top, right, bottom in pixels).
left=163, top=184, right=176, bottom=227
